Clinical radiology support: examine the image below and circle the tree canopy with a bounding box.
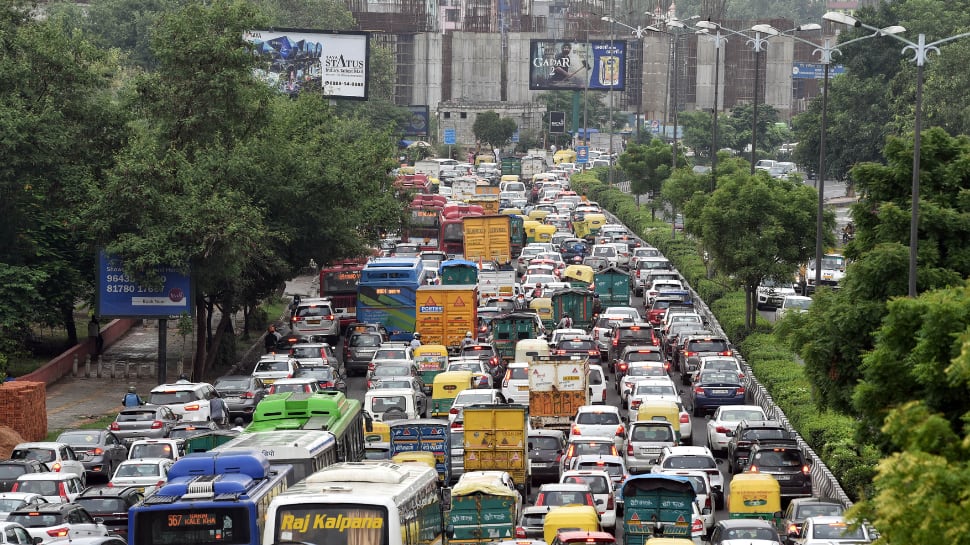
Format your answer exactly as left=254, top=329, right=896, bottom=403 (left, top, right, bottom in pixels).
left=472, top=111, right=517, bottom=150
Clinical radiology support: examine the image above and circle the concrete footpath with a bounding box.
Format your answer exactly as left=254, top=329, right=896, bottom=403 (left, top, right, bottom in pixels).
left=44, top=275, right=318, bottom=432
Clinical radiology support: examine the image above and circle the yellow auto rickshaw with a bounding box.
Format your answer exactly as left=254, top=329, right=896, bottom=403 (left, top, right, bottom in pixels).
left=364, top=419, right=390, bottom=445
left=543, top=505, right=600, bottom=544
left=636, top=400, right=683, bottom=442
left=524, top=220, right=542, bottom=243
left=562, top=264, right=595, bottom=288
left=392, top=451, right=437, bottom=471
left=431, top=370, right=476, bottom=417
left=413, top=344, right=449, bottom=392
left=534, top=224, right=556, bottom=244
left=528, top=209, right=550, bottom=222
left=728, top=473, right=783, bottom=528
left=530, top=297, right=554, bottom=329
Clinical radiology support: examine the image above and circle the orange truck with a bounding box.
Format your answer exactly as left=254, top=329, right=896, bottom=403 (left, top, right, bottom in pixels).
left=463, top=215, right=512, bottom=266
left=528, top=355, right=590, bottom=431
left=415, top=285, right=479, bottom=351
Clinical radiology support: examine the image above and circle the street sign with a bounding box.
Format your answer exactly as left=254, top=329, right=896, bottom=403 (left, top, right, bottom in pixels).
left=549, top=111, right=566, bottom=134
left=444, top=128, right=456, bottom=145
left=576, top=145, right=589, bottom=164
left=650, top=120, right=660, bottom=134
left=512, top=128, right=520, bottom=143
left=792, top=62, right=845, bottom=79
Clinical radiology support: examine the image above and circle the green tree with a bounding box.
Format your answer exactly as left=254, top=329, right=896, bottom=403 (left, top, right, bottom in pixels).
left=472, top=111, right=516, bottom=150
left=618, top=137, right=686, bottom=218
left=684, top=159, right=820, bottom=329
left=724, top=104, right=786, bottom=160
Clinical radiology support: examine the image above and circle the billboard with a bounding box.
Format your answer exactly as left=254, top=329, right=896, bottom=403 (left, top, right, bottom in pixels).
left=245, top=29, right=369, bottom=100
left=549, top=111, right=566, bottom=133
left=404, top=105, right=430, bottom=136
left=529, top=40, right=627, bottom=91
left=96, top=252, right=193, bottom=318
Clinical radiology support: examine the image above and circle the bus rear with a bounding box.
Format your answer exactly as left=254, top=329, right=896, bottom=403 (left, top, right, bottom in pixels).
left=320, top=261, right=365, bottom=330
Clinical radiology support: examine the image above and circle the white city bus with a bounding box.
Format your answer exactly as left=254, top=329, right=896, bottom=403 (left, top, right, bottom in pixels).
left=263, top=461, right=445, bottom=545
left=213, top=430, right=337, bottom=485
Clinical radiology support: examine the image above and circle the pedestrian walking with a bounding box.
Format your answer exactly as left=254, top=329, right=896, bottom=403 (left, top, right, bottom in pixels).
left=122, top=386, right=144, bottom=407
left=557, top=313, right=573, bottom=329
left=209, top=392, right=229, bottom=428
left=88, top=316, right=104, bottom=361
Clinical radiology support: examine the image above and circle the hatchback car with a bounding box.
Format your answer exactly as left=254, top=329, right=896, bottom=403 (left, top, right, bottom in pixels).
left=0, top=492, right=48, bottom=519
left=625, top=421, right=677, bottom=473
left=710, top=518, right=785, bottom=545
left=267, top=377, right=321, bottom=395
left=569, top=406, right=625, bottom=451
left=705, top=405, right=767, bottom=456
left=295, top=365, right=347, bottom=393
left=559, top=470, right=616, bottom=531
left=53, top=431, right=128, bottom=483
left=448, top=389, right=507, bottom=426
left=516, top=506, right=550, bottom=539
left=146, top=380, right=217, bottom=422
left=560, top=437, right=620, bottom=475
left=614, top=345, right=665, bottom=378
left=691, top=370, right=747, bottom=416
left=74, top=486, right=144, bottom=539
left=501, top=362, right=530, bottom=404
left=0, top=461, right=49, bottom=493
left=7, top=503, right=109, bottom=543
left=12, top=472, right=85, bottom=503
left=782, top=498, right=846, bottom=545
left=607, top=323, right=658, bottom=365
left=618, top=362, right=669, bottom=402
left=554, top=337, right=602, bottom=366
left=212, top=375, right=268, bottom=421
left=743, top=440, right=813, bottom=500
left=533, top=482, right=596, bottom=509
left=108, top=458, right=173, bottom=496
left=528, top=429, right=566, bottom=485
left=107, top=405, right=178, bottom=442
left=9, top=444, right=85, bottom=486
left=653, top=446, right=724, bottom=508
left=251, top=355, right=300, bottom=386
left=795, top=516, right=871, bottom=545
left=344, top=332, right=384, bottom=376
left=288, top=342, right=339, bottom=371
left=727, top=420, right=792, bottom=474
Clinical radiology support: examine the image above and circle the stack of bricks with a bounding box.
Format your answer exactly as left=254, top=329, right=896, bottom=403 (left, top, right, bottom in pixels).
left=0, top=382, right=47, bottom=441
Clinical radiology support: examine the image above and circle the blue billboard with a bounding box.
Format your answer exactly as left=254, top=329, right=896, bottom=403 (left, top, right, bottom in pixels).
left=97, top=252, right=193, bottom=318
left=529, top=40, right=627, bottom=91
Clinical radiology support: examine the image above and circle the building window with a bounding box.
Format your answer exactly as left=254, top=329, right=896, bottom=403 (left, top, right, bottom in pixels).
left=460, top=112, right=467, bottom=119
left=443, top=112, right=451, bottom=119
left=445, top=8, right=459, bottom=22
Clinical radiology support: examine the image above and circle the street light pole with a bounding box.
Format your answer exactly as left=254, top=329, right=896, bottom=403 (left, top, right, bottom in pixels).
left=824, top=12, right=970, bottom=297
left=696, top=23, right=728, bottom=190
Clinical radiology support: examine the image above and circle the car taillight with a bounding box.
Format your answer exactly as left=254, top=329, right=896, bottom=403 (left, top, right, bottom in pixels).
left=653, top=337, right=660, bottom=346
left=704, top=496, right=712, bottom=510
left=157, top=480, right=166, bottom=488
left=52, top=462, right=62, bottom=472
left=616, top=425, right=625, bottom=436
left=93, top=448, right=104, bottom=455
left=10, top=483, right=18, bottom=492
left=450, top=407, right=460, bottom=414
left=58, top=482, right=68, bottom=497
left=588, top=350, right=599, bottom=356
left=287, top=373, right=293, bottom=379
left=617, top=362, right=628, bottom=372
left=802, top=464, right=811, bottom=474
left=627, top=443, right=634, bottom=456
left=47, top=528, right=69, bottom=538
left=737, top=386, right=745, bottom=395
left=607, top=495, right=615, bottom=510
left=107, top=481, right=114, bottom=487
left=571, top=425, right=581, bottom=435
left=368, top=362, right=376, bottom=370
left=185, top=403, right=200, bottom=411
left=664, top=361, right=670, bottom=371
left=367, top=381, right=373, bottom=388
left=450, top=422, right=461, bottom=428
left=109, top=422, right=121, bottom=431
left=630, top=400, right=641, bottom=410
left=787, top=524, right=799, bottom=536
left=749, top=465, right=759, bottom=473
left=241, top=391, right=254, bottom=399
left=515, top=527, right=526, bottom=538
left=691, top=518, right=704, bottom=533
left=715, top=426, right=730, bottom=433
left=680, top=413, right=690, bottom=424
left=612, top=336, right=618, bottom=346
left=694, top=386, right=704, bottom=394
left=684, top=351, right=695, bottom=358
left=291, top=316, right=300, bottom=323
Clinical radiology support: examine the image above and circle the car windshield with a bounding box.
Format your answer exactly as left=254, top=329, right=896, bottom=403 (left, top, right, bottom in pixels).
left=298, top=368, right=334, bottom=381
left=8, top=513, right=62, bottom=527
left=255, top=361, right=289, bottom=373
left=11, top=449, right=55, bottom=464
left=540, top=490, right=591, bottom=506
left=0, top=465, right=29, bottom=479
left=509, top=367, right=528, bottom=380
left=149, top=390, right=200, bottom=405
left=619, top=329, right=652, bottom=341
left=576, top=411, right=620, bottom=425
left=631, top=425, right=673, bottom=442
left=752, top=450, right=803, bottom=467
left=724, top=528, right=780, bottom=541
left=449, top=362, right=483, bottom=372
left=795, top=504, right=845, bottom=519
left=720, top=410, right=764, bottom=422
left=664, top=456, right=715, bottom=470
left=116, top=464, right=160, bottom=478
left=812, top=523, right=865, bottom=540
left=558, top=340, right=596, bottom=351
left=628, top=366, right=665, bottom=377
left=296, top=306, right=332, bottom=318
left=456, top=392, right=495, bottom=405
left=375, top=349, right=407, bottom=360
left=117, top=410, right=158, bottom=422
left=374, top=366, right=410, bottom=377
left=130, top=444, right=174, bottom=459
left=76, top=498, right=128, bottom=513
left=634, top=384, right=677, bottom=397
left=371, top=396, right=407, bottom=412
left=291, top=346, right=326, bottom=358
left=576, top=462, right=623, bottom=477
left=14, top=480, right=59, bottom=495
left=351, top=335, right=382, bottom=347
left=272, top=383, right=311, bottom=394
left=563, top=475, right=609, bottom=494
left=57, top=432, right=100, bottom=447
left=531, top=436, right=562, bottom=450
left=699, top=372, right=740, bottom=385
left=741, top=428, right=789, bottom=441
left=214, top=377, right=250, bottom=390
left=626, top=351, right=662, bottom=363
left=688, top=340, right=730, bottom=352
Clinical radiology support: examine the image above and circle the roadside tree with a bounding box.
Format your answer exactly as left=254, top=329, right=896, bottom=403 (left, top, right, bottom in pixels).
left=472, top=111, right=517, bottom=150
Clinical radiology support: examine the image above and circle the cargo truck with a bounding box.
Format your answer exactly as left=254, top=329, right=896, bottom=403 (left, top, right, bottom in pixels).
left=528, top=355, right=590, bottom=431
left=449, top=470, right=522, bottom=545
left=388, top=419, right=451, bottom=484
left=477, top=270, right=518, bottom=301
left=463, top=215, right=513, bottom=266
left=622, top=474, right=704, bottom=544
left=462, top=404, right=531, bottom=495
left=415, top=285, right=479, bottom=351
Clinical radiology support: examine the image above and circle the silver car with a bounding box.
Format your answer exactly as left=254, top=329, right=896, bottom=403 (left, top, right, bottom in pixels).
left=625, top=420, right=677, bottom=473
left=108, top=406, right=178, bottom=442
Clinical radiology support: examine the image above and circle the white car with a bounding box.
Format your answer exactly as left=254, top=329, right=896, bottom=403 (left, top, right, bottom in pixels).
left=559, top=470, right=616, bottom=530
left=590, top=244, right=619, bottom=268
left=520, top=274, right=558, bottom=298
left=588, top=364, right=607, bottom=404
left=0, top=521, right=34, bottom=545
left=448, top=389, right=507, bottom=426
left=619, top=363, right=669, bottom=403
left=693, top=355, right=745, bottom=385
left=646, top=279, right=685, bottom=304
left=146, top=379, right=217, bottom=422
left=0, top=492, right=48, bottom=519
left=515, top=247, right=544, bottom=275
left=756, top=278, right=797, bottom=309
left=630, top=246, right=663, bottom=268
left=501, top=362, right=530, bottom=404
left=549, top=328, right=588, bottom=346
left=9, top=443, right=86, bottom=486
left=795, top=516, right=873, bottom=545
left=364, top=388, right=422, bottom=422
left=653, top=446, right=724, bottom=508
left=570, top=405, right=625, bottom=451
left=608, top=242, right=632, bottom=268
left=109, top=458, right=174, bottom=496
left=13, top=472, right=84, bottom=503
left=776, top=295, right=812, bottom=318
left=6, top=504, right=109, bottom=544
left=626, top=377, right=681, bottom=421
left=706, top=405, right=767, bottom=456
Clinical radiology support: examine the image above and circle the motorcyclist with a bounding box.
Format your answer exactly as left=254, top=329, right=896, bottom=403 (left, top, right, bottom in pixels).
left=461, top=331, right=476, bottom=348
left=410, top=332, right=422, bottom=349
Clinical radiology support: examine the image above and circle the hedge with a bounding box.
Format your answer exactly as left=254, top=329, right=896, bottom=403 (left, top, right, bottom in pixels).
left=570, top=172, right=878, bottom=501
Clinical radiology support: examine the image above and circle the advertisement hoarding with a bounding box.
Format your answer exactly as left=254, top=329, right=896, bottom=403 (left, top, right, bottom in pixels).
left=549, top=111, right=566, bottom=133
left=96, top=252, right=193, bottom=318
left=529, top=40, right=627, bottom=91
left=245, top=29, right=369, bottom=100
left=404, top=105, right=430, bottom=136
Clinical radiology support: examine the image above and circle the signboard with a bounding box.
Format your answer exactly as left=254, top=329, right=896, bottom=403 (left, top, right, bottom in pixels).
left=512, top=128, right=520, bottom=143
left=576, top=145, right=589, bottom=164
left=97, top=252, right=192, bottom=318
left=404, top=105, right=429, bottom=136
left=444, top=128, right=457, bottom=145
left=792, top=62, right=845, bottom=79
left=549, top=111, right=566, bottom=133
left=245, top=29, right=369, bottom=99
left=529, top=40, right=627, bottom=91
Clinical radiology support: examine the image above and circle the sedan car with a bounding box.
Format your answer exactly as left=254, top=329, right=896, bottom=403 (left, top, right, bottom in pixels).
left=108, top=405, right=179, bottom=442
left=691, top=370, right=747, bottom=417
left=705, top=405, right=767, bottom=456
left=212, top=375, right=268, bottom=421
left=108, top=458, right=173, bottom=496
left=295, top=365, right=347, bottom=393
left=74, top=485, right=145, bottom=540
left=54, top=431, right=128, bottom=483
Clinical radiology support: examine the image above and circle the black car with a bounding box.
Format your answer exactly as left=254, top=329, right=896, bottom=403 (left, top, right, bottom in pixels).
left=528, top=429, right=566, bottom=485
left=727, top=419, right=792, bottom=474
left=295, top=365, right=347, bottom=393
left=710, top=519, right=784, bottom=545
left=781, top=497, right=846, bottom=545
left=213, top=375, right=268, bottom=421
left=743, top=439, right=813, bottom=500
left=75, top=485, right=145, bottom=539
left=554, top=337, right=602, bottom=366
left=55, top=430, right=129, bottom=483
left=0, top=460, right=48, bottom=492
left=606, top=322, right=658, bottom=367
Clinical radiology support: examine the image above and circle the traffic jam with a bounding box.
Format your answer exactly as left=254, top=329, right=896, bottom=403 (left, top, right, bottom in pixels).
left=0, top=156, right=864, bottom=545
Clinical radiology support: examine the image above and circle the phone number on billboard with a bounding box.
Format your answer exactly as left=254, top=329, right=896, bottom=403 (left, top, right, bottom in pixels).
left=105, top=274, right=168, bottom=284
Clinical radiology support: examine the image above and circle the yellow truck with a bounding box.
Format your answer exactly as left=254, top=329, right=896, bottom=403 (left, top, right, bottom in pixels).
left=464, top=215, right=513, bottom=266
left=415, top=285, right=479, bottom=351
left=467, top=195, right=501, bottom=214
left=463, top=404, right=530, bottom=495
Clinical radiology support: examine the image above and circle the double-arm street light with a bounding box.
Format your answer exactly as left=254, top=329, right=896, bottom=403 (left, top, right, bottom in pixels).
left=759, top=21, right=901, bottom=297
left=694, top=22, right=728, bottom=188
left=824, top=12, right=970, bottom=297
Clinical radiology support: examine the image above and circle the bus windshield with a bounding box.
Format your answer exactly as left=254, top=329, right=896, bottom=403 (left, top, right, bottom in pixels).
left=274, top=504, right=388, bottom=545
left=322, top=270, right=360, bottom=294
left=133, top=506, right=251, bottom=545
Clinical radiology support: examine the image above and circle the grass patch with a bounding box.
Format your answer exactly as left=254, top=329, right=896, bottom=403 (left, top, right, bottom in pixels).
left=46, top=414, right=117, bottom=442
left=263, top=296, right=291, bottom=325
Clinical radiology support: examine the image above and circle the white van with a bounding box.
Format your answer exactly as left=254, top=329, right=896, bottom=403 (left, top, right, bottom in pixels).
left=515, top=339, right=550, bottom=364
left=128, top=439, right=184, bottom=461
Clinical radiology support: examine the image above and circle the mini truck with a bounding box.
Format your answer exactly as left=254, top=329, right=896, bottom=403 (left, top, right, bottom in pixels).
left=462, top=404, right=531, bottom=495
left=449, top=471, right=522, bottom=545
left=528, top=355, right=590, bottom=431
left=622, top=474, right=701, bottom=545
left=415, top=285, right=479, bottom=352
left=388, top=419, right=451, bottom=484
left=463, top=215, right=513, bottom=266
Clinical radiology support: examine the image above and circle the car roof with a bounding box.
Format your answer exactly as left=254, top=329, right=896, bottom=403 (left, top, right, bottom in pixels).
left=150, top=381, right=211, bottom=392
left=10, top=503, right=77, bottom=514
left=576, top=405, right=620, bottom=414
left=16, top=472, right=79, bottom=481
left=13, top=442, right=67, bottom=449
left=538, top=483, right=592, bottom=492
left=716, top=518, right=777, bottom=529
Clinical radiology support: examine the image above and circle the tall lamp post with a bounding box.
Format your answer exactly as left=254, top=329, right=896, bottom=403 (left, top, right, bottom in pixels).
left=601, top=16, right=657, bottom=147
left=824, top=12, right=970, bottom=297
left=760, top=22, right=901, bottom=295
left=695, top=22, right=728, bottom=190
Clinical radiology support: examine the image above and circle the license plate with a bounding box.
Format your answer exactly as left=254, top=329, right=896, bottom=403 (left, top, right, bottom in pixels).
left=772, top=474, right=792, bottom=481
left=136, top=487, right=145, bottom=493
left=712, top=389, right=730, bottom=395
left=532, top=462, right=549, bottom=468
left=518, top=385, right=529, bottom=391
left=307, top=319, right=321, bottom=325
left=263, top=379, right=276, bottom=385
left=642, top=448, right=660, bottom=455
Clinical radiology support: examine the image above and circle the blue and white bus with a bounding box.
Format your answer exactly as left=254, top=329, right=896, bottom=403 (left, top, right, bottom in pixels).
left=212, top=430, right=338, bottom=485
left=263, top=461, right=445, bottom=545
left=128, top=451, right=289, bottom=545
left=357, top=257, right=427, bottom=341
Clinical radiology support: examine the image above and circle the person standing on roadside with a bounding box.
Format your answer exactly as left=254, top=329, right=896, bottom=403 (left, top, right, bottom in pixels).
left=88, top=316, right=104, bottom=361
left=265, top=324, right=281, bottom=353
left=209, top=393, right=228, bottom=428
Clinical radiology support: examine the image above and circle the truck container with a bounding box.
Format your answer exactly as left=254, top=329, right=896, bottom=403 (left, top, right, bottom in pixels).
left=501, top=157, right=522, bottom=176
left=467, top=195, right=501, bottom=214
left=415, top=285, right=479, bottom=351
left=413, top=160, right=442, bottom=179
left=477, top=270, right=517, bottom=301
left=462, top=404, right=530, bottom=493
left=491, top=312, right=544, bottom=362
left=452, top=177, right=479, bottom=201
left=388, top=418, right=451, bottom=484
left=521, top=156, right=548, bottom=183
left=621, top=474, right=700, bottom=544
left=463, top=215, right=513, bottom=266
left=551, top=289, right=596, bottom=330
left=529, top=356, right=590, bottom=430
left=594, top=267, right=631, bottom=307
left=449, top=471, right=521, bottom=545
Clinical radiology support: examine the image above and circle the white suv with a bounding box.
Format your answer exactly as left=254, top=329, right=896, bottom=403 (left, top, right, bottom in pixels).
left=652, top=446, right=725, bottom=509
left=289, top=297, right=340, bottom=343
left=147, top=380, right=217, bottom=422
left=570, top=406, right=625, bottom=451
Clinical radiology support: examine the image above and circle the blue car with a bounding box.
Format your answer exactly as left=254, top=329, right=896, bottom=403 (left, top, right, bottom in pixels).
left=691, top=370, right=746, bottom=417
left=560, top=239, right=589, bottom=262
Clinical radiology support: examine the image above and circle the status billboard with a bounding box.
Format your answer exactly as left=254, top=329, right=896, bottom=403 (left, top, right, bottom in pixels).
left=529, top=40, right=627, bottom=91
left=96, top=252, right=193, bottom=318
left=245, top=29, right=369, bottom=100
